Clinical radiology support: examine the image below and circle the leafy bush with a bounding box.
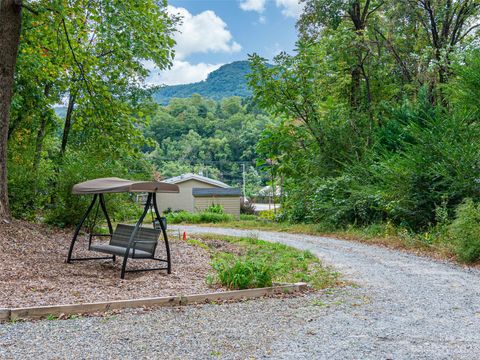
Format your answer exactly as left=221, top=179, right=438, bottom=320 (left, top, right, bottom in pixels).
left=258, top=209, right=276, bottom=221
left=448, top=199, right=480, bottom=263
left=211, top=253, right=272, bottom=289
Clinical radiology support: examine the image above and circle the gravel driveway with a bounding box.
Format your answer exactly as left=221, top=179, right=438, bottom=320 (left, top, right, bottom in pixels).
left=2, top=225, right=480, bottom=359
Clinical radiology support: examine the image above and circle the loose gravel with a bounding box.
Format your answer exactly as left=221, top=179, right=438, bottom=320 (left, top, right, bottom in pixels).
left=1, top=225, right=480, bottom=359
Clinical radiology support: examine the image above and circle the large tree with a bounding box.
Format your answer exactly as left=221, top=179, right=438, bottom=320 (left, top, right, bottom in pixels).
left=1, top=0, right=177, bottom=222
left=0, top=0, right=22, bottom=221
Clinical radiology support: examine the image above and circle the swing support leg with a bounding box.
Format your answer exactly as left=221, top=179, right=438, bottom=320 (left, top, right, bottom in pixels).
left=120, top=193, right=152, bottom=279
left=119, top=192, right=172, bottom=279
left=154, top=193, right=171, bottom=274
left=66, top=193, right=114, bottom=263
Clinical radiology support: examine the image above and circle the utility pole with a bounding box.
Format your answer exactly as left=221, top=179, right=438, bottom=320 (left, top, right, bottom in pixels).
left=242, top=163, right=246, bottom=199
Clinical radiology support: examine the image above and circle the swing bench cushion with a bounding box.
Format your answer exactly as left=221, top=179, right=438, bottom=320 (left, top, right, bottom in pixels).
left=90, top=224, right=160, bottom=259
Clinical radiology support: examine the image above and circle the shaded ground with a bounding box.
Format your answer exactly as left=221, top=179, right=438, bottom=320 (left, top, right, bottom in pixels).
left=0, top=221, right=220, bottom=308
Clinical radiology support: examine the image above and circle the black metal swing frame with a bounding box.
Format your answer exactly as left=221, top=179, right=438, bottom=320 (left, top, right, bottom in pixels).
left=66, top=192, right=171, bottom=279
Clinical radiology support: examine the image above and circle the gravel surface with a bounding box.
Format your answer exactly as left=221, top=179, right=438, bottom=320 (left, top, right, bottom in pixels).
left=2, top=225, right=480, bottom=359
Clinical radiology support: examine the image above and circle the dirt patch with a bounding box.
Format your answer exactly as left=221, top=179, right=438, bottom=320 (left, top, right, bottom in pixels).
left=193, top=237, right=246, bottom=256
left=0, top=220, right=224, bottom=308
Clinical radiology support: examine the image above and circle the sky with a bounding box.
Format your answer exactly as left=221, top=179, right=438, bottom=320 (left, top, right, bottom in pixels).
left=146, top=0, right=303, bottom=86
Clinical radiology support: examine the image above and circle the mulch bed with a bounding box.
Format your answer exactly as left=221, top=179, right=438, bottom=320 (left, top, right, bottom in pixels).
left=0, top=220, right=223, bottom=308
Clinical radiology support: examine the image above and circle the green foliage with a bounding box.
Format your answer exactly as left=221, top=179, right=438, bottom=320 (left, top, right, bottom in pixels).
left=211, top=253, right=273, bottom=290
left=249, top=0, right=480, bottom=233
left=8, top=1, right=176, bottom=224
left=448, top=199, right=480, bottom=263
left=145, top=95, right=270, bottom=192
left=258, top=209, right=276, bottom=221
left=43, top=150, right=151, bottom=227
left=207, top=235, right=338, bottom=289
left=165, top=211, right=233, bottom=224
left=205, top=204, right=224, bottom=214
left=152, top=61, right=253, bottom=104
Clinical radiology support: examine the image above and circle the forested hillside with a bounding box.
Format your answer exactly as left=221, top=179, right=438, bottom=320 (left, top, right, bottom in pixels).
left=152, top=61, right=253, bottom=104
left=144, top=95, right=270, bottom=193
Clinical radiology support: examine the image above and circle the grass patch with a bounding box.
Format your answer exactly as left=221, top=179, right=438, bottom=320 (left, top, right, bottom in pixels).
left=198, top=234, right=339, bottom=290
left=197, top=217, right=458, bottom=262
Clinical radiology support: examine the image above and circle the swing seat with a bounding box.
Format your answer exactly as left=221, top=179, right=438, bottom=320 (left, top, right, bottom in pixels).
left=90, top=224, right=160, bottom=259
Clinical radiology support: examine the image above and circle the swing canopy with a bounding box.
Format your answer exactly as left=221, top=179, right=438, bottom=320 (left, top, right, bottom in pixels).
left=72, top=177, right=179, bottom=195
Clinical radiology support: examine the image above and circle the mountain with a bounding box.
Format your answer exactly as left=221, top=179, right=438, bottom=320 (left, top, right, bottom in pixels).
left=151, top=61, right=253, bottom=104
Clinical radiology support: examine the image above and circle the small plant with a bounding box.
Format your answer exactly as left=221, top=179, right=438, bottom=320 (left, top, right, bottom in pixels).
left=46, top=314, right=57, bottom=321
left=211, top=254, right=273, bottom=290
left=206, top=204, right=224, bottom=214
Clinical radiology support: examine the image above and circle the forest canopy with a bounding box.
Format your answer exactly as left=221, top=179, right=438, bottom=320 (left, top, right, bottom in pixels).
left=249, top=0, right=480, bottom=231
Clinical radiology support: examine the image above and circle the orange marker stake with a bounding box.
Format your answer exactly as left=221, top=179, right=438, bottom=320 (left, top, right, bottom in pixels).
left=183, top=231, right=187, bottom=240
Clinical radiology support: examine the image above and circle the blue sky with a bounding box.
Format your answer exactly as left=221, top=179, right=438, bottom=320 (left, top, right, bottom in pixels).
left=146, top=0, right=302, bottom=86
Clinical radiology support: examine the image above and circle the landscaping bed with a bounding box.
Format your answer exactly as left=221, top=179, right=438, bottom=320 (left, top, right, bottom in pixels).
left=0, top=220, right=338, bottom=309
left=0, top=220, right=214, bottom=308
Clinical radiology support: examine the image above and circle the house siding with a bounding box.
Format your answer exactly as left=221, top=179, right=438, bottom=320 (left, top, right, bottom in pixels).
left=156, top=179, right=218, bottom=214
left=193, top=196, right=240, bottom=219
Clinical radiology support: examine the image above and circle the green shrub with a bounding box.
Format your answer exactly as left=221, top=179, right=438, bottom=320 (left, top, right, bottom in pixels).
left=211, top=253, right=272, bottom=289
left=448, top=199, right=480, bottom=263
left=165, top=210, right=233, bottom=224
left=205, top=204, right=225, bottom=214
left=258, top=209, right=275, bottom=221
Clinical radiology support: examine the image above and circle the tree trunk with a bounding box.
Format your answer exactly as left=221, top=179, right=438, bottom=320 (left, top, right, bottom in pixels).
left=0, top=0, right=23, bottom=221
left=60, top=91, right=76, bottom=156
left=32, top=84, right=52, bottom=180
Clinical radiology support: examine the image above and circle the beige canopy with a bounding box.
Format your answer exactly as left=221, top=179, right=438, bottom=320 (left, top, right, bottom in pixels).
left=72, top=177, right=179, bottom=195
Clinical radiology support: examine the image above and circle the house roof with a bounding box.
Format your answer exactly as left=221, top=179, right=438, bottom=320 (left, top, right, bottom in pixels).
left=163, top=173, right=230, bottom=188
left=192, top=188, right=242, bottom=197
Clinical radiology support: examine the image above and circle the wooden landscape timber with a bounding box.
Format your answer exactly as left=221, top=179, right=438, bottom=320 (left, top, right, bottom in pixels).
left=1, top=282, right=308, bottom=322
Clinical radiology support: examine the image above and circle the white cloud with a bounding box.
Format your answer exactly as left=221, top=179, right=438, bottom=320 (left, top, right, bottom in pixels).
left=167, top=6, right=241, bottom=60
left=240, top=0, right=267, bottom=13
left=275, top=0, right=304, bottom=18
left=145, top=60, right=223, bottom=86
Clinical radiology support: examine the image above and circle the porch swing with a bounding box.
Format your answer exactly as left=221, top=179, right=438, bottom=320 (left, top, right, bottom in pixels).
left=66, top=177, right=179, bottom=279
